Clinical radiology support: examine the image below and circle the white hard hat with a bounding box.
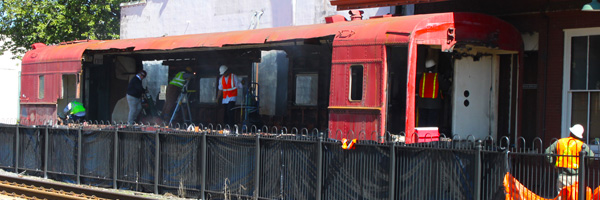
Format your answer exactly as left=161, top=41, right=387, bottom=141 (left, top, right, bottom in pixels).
left=219, top=65, right=228, bottom=75
left=425, top=59, right=436, bottom=68
left=569, top=124, right=584, bottom=139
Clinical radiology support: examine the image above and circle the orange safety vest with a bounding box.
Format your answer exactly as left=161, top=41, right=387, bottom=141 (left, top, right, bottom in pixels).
left=419, top=73, right=439, bottom=99
left=555, top=137, right=584, bottom=169
left=221, top=74, right=238, bottom=99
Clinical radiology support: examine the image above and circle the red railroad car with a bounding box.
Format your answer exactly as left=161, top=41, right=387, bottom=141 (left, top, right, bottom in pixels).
left=20, top=12, right=523, bottom=143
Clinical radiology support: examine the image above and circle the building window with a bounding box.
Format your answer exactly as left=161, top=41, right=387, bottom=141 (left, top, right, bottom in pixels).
left=295, top=73, right=318, bottom=105
left=350, top=65, right=363, bottom=101
left=38, top=75, right=44, bottom=99
left=563, top=28, right=600, bottom=142
left=198, top=77, right=217, bottom=103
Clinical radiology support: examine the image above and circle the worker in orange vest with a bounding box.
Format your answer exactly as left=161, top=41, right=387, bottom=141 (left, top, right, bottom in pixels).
left=417, top=58, right=442, bottom=127
left=544, top=124, right=594, bottom=192
left=217, top=65, right=243, bottom=127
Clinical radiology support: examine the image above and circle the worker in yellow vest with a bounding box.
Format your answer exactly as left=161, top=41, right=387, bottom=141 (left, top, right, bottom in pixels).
left=63, top=100, right=86, bottom=122
left=545, top=124, right=594, bottom=192
left=162, top=67, right=194, bottom=121
left=417, top=59, right=442, bottom=127
left=217, top=65, right=242, bottom=127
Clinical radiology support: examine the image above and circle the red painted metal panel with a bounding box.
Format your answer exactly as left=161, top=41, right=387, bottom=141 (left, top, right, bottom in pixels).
left=402, top=12, right=522, bottom=143
left=19, top=12, right=523, bottom=141
left=19, top=104, right=56, bottom=125
left=21, top=41, right=98, bottom=104
left=23, top=13, right=519, bottom=68
left=329, top=44, right=386, bottom=140
left=326, top=13, right=522, bottom=143
left=329, top=110, right=380, bottom=141
left=86, top=14, right=453, bottom=51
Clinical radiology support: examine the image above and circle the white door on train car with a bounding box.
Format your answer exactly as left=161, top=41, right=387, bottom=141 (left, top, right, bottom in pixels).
left=452, top=56, right=499, bottom=139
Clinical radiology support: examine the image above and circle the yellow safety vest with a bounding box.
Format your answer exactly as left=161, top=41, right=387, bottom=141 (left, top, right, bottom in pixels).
left=169, top=71, right=187, bottom=87
left=70, top=101, right=85, bottom=115
left=556, top=137, right=584, bottom=169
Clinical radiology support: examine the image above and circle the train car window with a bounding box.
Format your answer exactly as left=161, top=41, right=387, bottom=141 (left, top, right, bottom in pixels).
left=350, top=65, right=363, bottom=101
left=295, top=73, right=318, bottom=105
left=199, top=77, right=217, bottom=103
left=143, top=61, right=168, bottom=102
left=38, top=75, right=44, bottom=99
left=62, top=74, right=77, bottom=99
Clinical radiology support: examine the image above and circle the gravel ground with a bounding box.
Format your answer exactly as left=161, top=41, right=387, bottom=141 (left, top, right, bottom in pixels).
left=0, top=169, right=194, bottom=200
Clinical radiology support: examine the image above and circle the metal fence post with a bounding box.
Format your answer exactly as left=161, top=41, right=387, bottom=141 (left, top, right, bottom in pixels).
left=201, top=132, right=207, bottom=200
left=15, top=123, right=19, bottom=173
left=113, top=127, right=119, bottom=189
left=43, top=126, right=49, bottom=178
left=155, top=129, right=160, bottom=194
left=579, top=147, right=587, bottom=200
left=316, top=133, right=323, bottom=200
left=254, top=134, right=261, bottom=200
left=389, top=142, right=396, bottom=200
left=474, top=140, right=482, bottom=200
left=77, top=126, right=82, bottom=185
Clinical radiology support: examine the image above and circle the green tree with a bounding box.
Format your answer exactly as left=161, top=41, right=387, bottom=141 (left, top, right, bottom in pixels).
left=0, top=0, right=127, bottom=57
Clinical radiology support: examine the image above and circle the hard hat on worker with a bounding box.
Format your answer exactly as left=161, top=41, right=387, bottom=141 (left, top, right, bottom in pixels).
left=186, top=67, right=193, bottom=72
left=570, top=124, right=584, bottom=139
left=425, top=59, right=436, bottom=68
left=219, top=65, right=228, bottom=75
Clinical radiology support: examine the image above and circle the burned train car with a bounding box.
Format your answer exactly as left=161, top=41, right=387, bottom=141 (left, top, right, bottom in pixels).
left=20, top=12, right=523, bottom=143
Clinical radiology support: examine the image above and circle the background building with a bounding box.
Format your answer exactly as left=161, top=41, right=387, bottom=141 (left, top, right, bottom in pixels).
left=0, top=39, right=21, bottom=123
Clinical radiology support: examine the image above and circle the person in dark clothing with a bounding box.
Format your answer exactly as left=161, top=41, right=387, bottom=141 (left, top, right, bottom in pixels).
left=127, top=70, right=147, bottom=124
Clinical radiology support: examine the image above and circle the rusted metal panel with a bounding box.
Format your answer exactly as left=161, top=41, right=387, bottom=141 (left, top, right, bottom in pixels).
left=19, top=104, right=56, bottom=125
left=403, top=13, right=523, bottom=143
left=22, top=13, right=520, bottom=67
left=331, top=0, right=449, bottom=10
left=19, top=13, right=523, bottom=142
left=326, top=13, right=522, bottom=143
left=21, top=41, right=98, bottom=104
left=86, top=14, right=444, bottom=51
left=27, top=13, right=491, bottom=54
left=329, top=44, right=385, bottom=140
left=329, top=109, right=380, bottom=141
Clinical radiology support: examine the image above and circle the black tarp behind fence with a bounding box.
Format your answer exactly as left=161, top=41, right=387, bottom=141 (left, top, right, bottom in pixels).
left=0, top=123, right=598, bottom=199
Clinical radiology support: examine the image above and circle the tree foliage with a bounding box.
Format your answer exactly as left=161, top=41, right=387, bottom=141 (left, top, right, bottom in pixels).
left=0, top=0, right=128, bottom=57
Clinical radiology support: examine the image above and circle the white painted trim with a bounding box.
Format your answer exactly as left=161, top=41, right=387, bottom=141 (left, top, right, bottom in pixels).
left=562, top=27, right=600, bottom=138
left=492, top=55, right=500, bottom=139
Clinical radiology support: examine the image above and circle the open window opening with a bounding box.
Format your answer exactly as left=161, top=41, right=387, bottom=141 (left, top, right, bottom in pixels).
left=349, top=65, right=363, bottom=101
left=295, top=73, right=318, bottom=106
left=81, top=36, right=333, bottom=130
left=386, top=46, right=408, bottom=134
left=57, top=74, right=80, bottom=117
